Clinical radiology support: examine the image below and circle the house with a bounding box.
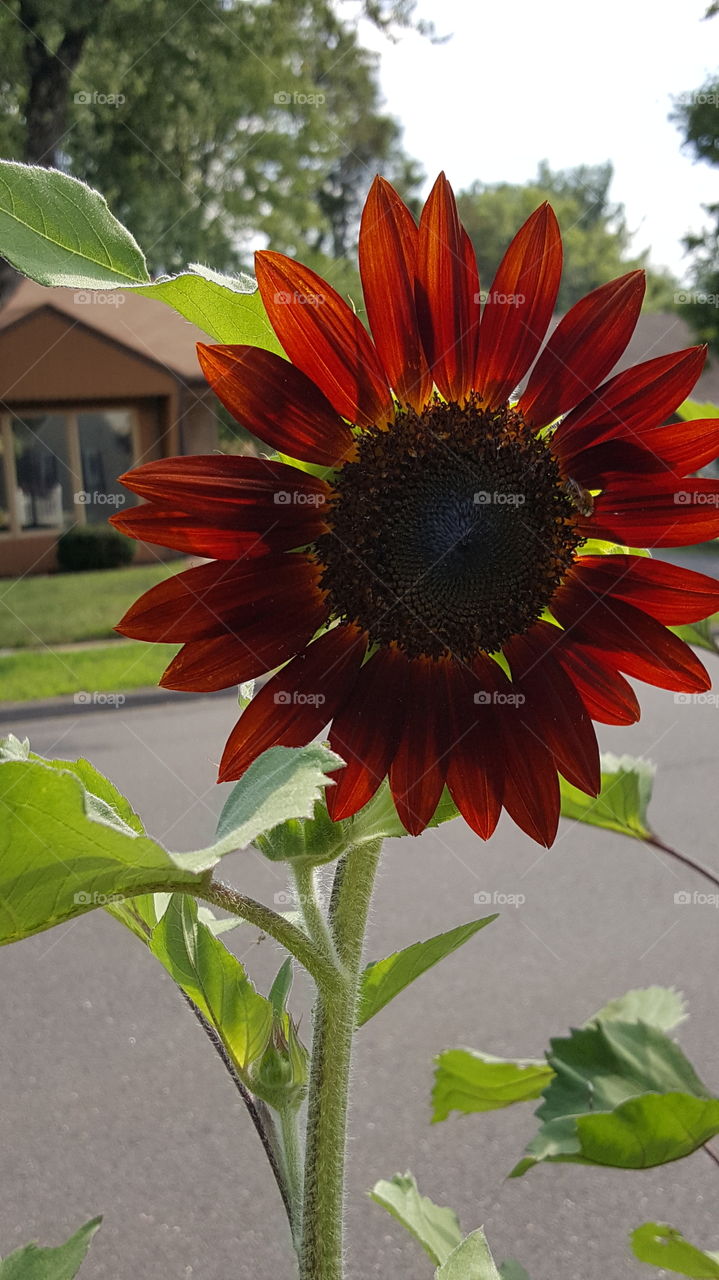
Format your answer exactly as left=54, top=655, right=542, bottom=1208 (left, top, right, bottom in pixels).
left=0, top=279, right=220, bottom=576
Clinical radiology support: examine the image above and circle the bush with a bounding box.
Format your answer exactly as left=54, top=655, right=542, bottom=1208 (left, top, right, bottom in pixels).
left=57, top=525, right=136, bottom=572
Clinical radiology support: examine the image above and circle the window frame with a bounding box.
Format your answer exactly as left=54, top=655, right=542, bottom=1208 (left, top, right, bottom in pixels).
left=0, top=402, right=140, bottom=538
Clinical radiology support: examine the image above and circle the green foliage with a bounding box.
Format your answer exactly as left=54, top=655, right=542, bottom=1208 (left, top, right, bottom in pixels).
left=588, top=986, right=687, bottom=1033
left=0, top=736, right=343, bottom=944
left=435, top=1231, right=502, bottom=1280
left=0, top=1217, right=101, bottom=1279
left=432, top=1050, right=554, bottom=1122
left=357, top=916, right=496, bottom=1027
left=558, top=753, right=656, bottom=841
left=369, top=1173, right=463, bottom=1266
left=512, top=1018, right=719, bottom=1176
left=457, top=162, right=676, bottom=313
left=0, top=0, right=422, bottom=276
left=631, top=1223, right=719, bottom=1277
left=672, top=79, right=719, bottom=351
left=150, top=895, right=273, bottom=1077
left=57, top=525, right=135, bottom=572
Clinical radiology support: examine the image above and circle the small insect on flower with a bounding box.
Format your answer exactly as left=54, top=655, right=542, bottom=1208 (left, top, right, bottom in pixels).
left=112, top=173, right=719, bottom=848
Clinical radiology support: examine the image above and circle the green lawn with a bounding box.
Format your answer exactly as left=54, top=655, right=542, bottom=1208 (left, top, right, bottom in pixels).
left=0, top=560, right=188, bottom=649
left=0, top=641, right=177, bottom=702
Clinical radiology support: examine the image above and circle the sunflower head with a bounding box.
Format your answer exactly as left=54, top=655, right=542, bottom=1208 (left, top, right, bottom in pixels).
left=112, top=172, right=719, bottom=847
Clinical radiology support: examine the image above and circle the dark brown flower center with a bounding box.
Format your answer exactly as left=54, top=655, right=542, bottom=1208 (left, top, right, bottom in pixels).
left=313, top=396, right=583, bottom=660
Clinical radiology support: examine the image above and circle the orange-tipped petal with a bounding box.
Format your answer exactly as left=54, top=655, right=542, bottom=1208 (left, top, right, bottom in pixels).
left=255, top=250, right=392, bottom=428
left=519, top=271, right=645, bottom=429
left=475, top=203, right=562, bottom=408
left=197, top=343, right=355, bottom=467
left=359, top=176, right=432, bottom=411
left=415, top=173, right=481, bottom=403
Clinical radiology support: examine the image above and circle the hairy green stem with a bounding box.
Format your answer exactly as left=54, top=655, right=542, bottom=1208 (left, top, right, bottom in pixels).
left=299, top=839, right=383, bottom=1280
left=279, top=1104, right=305, bottom=1254
left=193, top=877, right=337, bottom=987
left=292, top=862, right=341, bottom=969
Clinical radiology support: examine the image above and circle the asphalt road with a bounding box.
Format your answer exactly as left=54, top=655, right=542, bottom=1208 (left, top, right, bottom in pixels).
left=2, top=675, right=719, bottom=1280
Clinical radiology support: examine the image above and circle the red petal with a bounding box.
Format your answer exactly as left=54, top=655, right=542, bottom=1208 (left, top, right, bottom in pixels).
left=444, top=658, right=503, bottom=840
left=109, top=505, right=278, bottom=558
left=571, top=555, right=719, bottom=624
left=196, top=343, right=355, bottom=467
left=415, top=173, right=481, bottom=403
left=553, top=640, right=640, bottom=725
left=327, top=644, right=410, bottom=820
left=358, top=177, right=432, bottom=411
left=217, top=625, right=367, bottom=781
left=634, top=418, right=719, bottom=477
left=565, top=438, right=666, bottom=488
left=475, top=203, right=562, bottom=407
left=553, top=346, right=707, bottom=456
left=504, top=623, right=601, bottom=796
left=551, top=574, right=710, bottom=692
left=119, top=455, right=329, bottom=522
left=254, top=251, right=392, bottom=428
left=493, top=658, right=560, bottom=847
left=583, top=478, right=719, bottom=547
left=389, top=657, right=450, bottom=835
left=518, top=271, right=645, bottom=429
left=159, top=599, right=326, bottom=692
left=116, top=554, right=324, bottom=643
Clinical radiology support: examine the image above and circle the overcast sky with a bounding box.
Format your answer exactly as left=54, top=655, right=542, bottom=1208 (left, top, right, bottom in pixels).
left=360, top=0, right=717, bottom=280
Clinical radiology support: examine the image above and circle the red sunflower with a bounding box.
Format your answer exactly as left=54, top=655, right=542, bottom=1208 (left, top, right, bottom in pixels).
left=111, top=173, right=719, bottom=847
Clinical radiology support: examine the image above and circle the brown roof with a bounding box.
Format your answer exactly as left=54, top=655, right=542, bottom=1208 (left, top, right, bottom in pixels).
left=0, top=277, right=212, bottom=384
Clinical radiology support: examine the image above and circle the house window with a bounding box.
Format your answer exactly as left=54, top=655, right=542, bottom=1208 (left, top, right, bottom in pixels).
left=0, top=407, right=137, bottom=537
left=13, top=413, right=75, bottom=531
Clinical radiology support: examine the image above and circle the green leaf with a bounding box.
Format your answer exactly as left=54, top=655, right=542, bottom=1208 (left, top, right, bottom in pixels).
left=559, top=752, right=656, bottom=840
left=676, top=398, right=719, bottom=421
left=435, top=1230, right=502, bottom=1279
left=432, top=1049, right=554, bottom=1122
left=631, top=1223, right=719, bottom=1276
left=344, top=779, right=461, bottom=843
left=589, top=986, right=687, bottom=1033
left=134, top=269, right=285, bottom=351
left=150, top=895, right=272, bottom=1076
left=0, top=1216, right=102, bottom=1279
left=208, top=744, right=345, bottom=859
left=0, top=161, right=148, bottom=287
left=512, top=1019, right=719, bottom=1176
left=369, top=1173, right=462, bottom=1266
left=0, top=758, right=210, bottom=946
left=268, top=957, right=294, bottom=1016
left=357, top=916, right=496, bottom=1027
left=671, top=616, right=719, bottom=655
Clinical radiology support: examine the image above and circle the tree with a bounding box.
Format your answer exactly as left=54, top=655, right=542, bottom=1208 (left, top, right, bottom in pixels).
left=672, top=72, right=719, bottom=351
left=457, top=162, right=677, bottom=314
left=0, top=0, right=423, bottom=278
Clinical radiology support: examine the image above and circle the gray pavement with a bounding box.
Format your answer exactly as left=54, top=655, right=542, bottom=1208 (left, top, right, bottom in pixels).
left=1, top=679, right=719, bottom=1280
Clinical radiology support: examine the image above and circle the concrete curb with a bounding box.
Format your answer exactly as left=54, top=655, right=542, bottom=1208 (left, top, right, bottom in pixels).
left=0, top=684, right=235, bottom=722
